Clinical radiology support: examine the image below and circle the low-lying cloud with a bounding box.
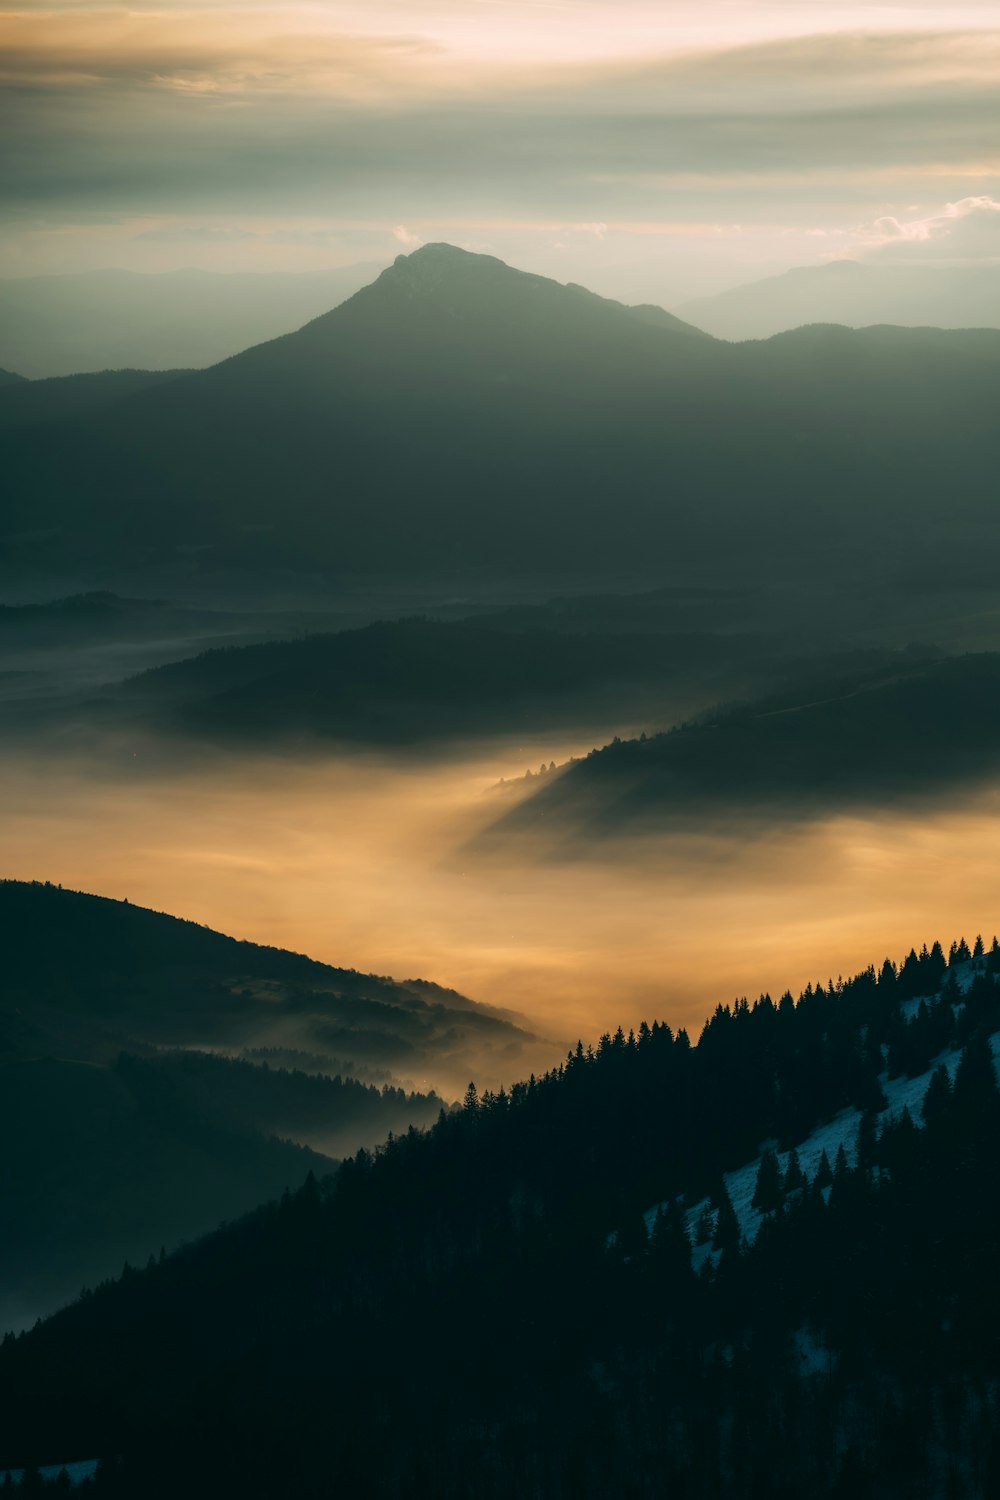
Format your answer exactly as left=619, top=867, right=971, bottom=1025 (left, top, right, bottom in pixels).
left=857, top=195, right=1000, bottom=261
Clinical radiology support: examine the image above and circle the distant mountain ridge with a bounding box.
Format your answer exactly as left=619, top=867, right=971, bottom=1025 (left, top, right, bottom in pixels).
left=108, top=615, right=758, bottom=745
left=0, top=262, right=387, bottom=379
left=676, top=259, right=1000, bottom=340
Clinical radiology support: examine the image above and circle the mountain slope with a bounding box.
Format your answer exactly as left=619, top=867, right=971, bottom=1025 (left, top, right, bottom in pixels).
left=0, top=880, right=545, bottom=1091
left=0, top=1053, right=331, bottom=1335
left=0, top=879, right=508, bottom=1330
left=2, top=937, right=997, bottom=1496
left=5, top=243, right=997, bottom=587
left=108, top=615, right=758, bottom=745
left=488, top=651, right=1000, bottom=841
left=677, top=260, right=1000, bottom=340
left=0, top=368, right=192, bottom=431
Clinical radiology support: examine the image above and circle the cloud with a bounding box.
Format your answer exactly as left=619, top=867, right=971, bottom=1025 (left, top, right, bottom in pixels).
left=1, top=10, right=997, bottom=289
left=855, top=196, right=1000, bottom=261
left=392, top=225, right=424, bottom=248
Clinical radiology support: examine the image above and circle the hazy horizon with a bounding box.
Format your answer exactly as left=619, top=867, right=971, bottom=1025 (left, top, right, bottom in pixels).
left=2, top=0, right=997, bottom=302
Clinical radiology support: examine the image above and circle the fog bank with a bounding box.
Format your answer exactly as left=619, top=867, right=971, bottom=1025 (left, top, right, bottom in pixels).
left=4, top=735, right=999, bottom=1083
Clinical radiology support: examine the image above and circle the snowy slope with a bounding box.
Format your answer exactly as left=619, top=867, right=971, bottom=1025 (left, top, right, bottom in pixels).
left=642, top=960, right=999, bottom=1266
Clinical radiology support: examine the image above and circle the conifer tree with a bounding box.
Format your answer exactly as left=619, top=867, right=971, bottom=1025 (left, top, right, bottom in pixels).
left=783, top=1147, right=805, bottom=1194
left=650, top=1200, right=693, bottom=1284
left=922, top=1063, right=952, bottom=1125
left=712, top=1183, right=740, bottom=1253
left=752, top=1148, right=783, bottom=1213
left=858, top=1108, right=883, bottom=1173
left=953, top=1032, right=998, bottom=1113
left=814, top=1150, right=833, bottom=1190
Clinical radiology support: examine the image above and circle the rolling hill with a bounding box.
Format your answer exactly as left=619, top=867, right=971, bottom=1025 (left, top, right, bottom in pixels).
left=106, top=615, right=767, bottom=745
left=0, top=879, right=544, bottom=1091
left=487, top=651, right=1000, bottom=842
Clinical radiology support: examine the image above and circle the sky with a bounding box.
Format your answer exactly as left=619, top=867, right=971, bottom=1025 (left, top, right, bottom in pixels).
left=1, top=1, right=999, bottom=297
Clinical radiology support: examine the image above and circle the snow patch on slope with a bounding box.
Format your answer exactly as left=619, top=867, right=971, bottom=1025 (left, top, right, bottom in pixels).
left=648, top=1026, right=1000, bottom=1273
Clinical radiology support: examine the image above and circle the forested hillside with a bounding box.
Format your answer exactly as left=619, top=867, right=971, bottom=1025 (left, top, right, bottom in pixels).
left=3, top=934, right=998, bottom=1496
left=492, top=651, right=1000, bottom=838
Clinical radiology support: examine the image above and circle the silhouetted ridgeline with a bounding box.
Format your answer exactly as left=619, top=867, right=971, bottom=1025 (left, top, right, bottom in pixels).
left=675, top=259, right=1000, bottom=341
left=111, top=616, right=756, bottom=743
left=1, top=876, right=539, bottom=1080
left=0, top=368, right=191, bottom=431
left=0, top=880, right=536, bottom=1329
left=492, top=650, right=1000, bottom=837
left=2, top=934, right=998, bottom=1496
left=3, top=245, right=999, bottom=586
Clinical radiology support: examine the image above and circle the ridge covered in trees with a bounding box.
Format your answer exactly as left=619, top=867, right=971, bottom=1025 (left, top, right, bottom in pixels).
left=493, top=651, right=1000, bottom=836
left=2, top=932, right=998, bottom=1496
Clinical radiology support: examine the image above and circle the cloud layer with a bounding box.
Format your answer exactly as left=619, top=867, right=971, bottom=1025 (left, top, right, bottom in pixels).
left=0, top=2, right=997, bottom=290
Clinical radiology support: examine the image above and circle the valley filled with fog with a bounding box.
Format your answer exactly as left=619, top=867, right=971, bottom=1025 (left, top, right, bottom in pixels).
left=6, top=729, right=1000, bottom=1083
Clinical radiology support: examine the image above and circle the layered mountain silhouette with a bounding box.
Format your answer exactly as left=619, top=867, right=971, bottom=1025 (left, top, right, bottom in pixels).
left=2, top=879, right=541, bottom=1088
left=676, top=260, right=1000, bottom=341
left=489, top=651, right=1000, bottom=842
left=108, top=615, right=765, bottom=745
left=5, top=243, right=998, bottom=586
left=0, top=879, right=546, bottom=1330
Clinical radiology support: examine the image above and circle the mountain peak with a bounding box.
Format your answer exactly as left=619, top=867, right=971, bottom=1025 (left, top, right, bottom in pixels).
left=395, top=242, right=488, bottom=267
left=381, top=241, right=518, bottom=295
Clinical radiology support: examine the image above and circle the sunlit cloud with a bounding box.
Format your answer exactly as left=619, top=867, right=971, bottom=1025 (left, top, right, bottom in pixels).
left=392, top=224, right=424, bottom=248
left=851, top=194, right=1000, bottom=261
left=1, top=3, right=997, bottom=291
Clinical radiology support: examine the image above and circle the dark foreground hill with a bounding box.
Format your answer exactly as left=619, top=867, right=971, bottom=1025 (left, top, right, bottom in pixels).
left=4, top=244, right=998, bottom=589
left=1, top=935, right=998, bottom=1497
left=0, top=881, right=542, bottom=1329
left=489, top=650, right=1000, bottom=842
left=1, top=880, right=543, bottom=1091
left=0, top=1054, right=333, bottom=1335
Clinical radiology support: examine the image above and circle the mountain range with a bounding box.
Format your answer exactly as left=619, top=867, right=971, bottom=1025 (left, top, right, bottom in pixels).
left=676, top=260, right=1000, bottom=341
left=4, top=243, right=998, bottom=593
